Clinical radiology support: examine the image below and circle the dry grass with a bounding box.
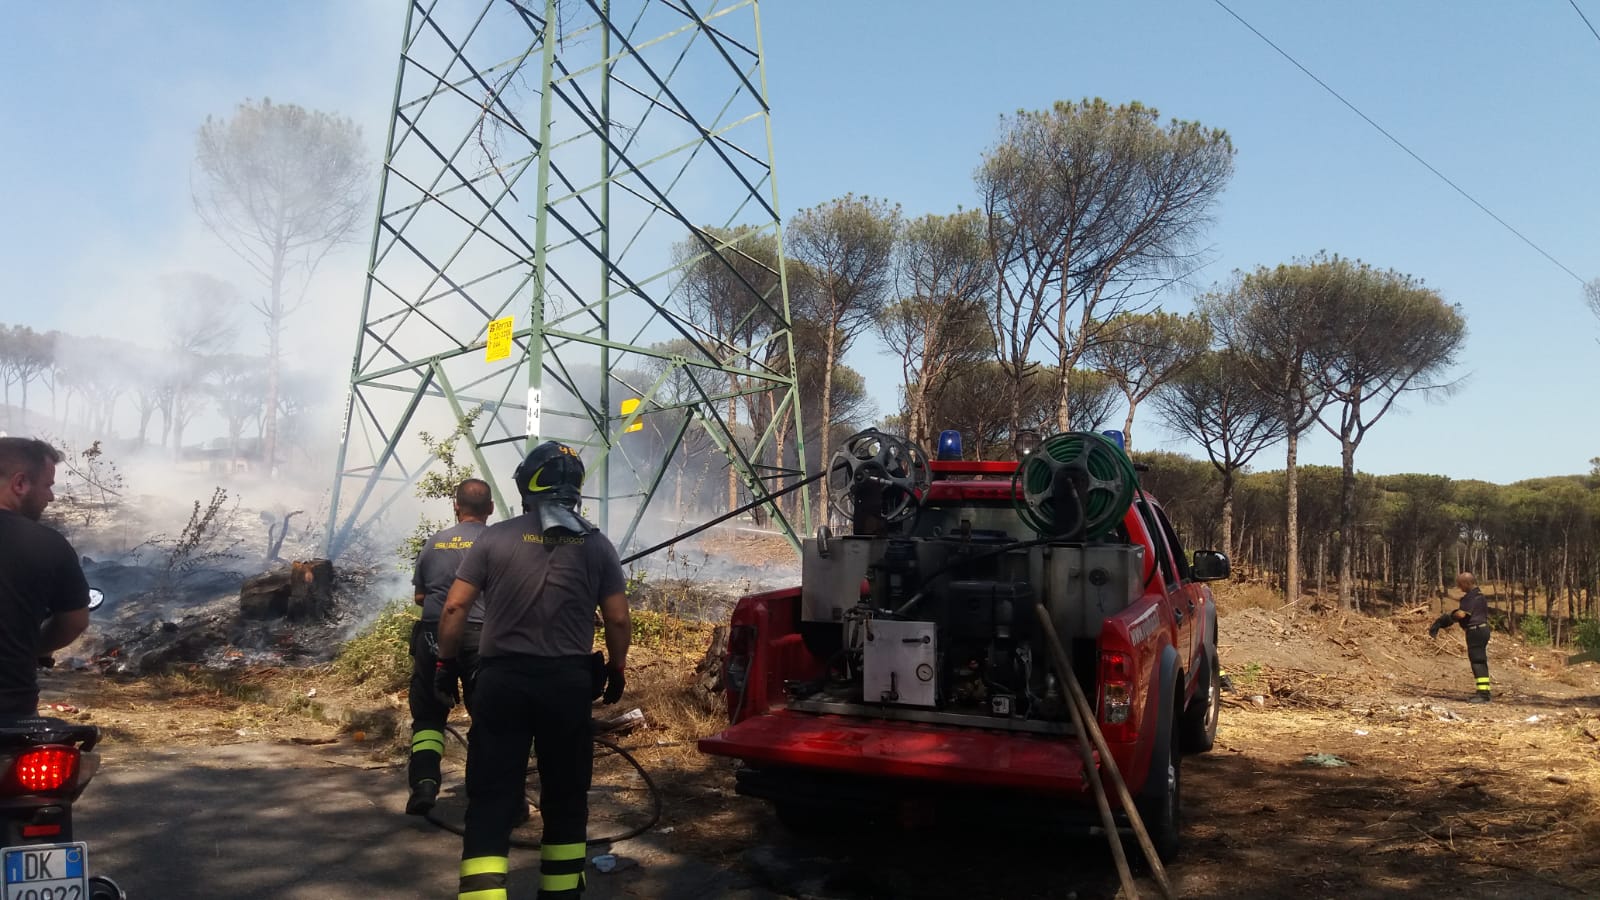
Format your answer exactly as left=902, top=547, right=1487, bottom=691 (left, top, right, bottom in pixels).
left=1212, top=578, right=1283, bottom=614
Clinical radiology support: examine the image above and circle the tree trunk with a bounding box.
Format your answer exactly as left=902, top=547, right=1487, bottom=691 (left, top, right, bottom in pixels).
left=263, top=246, right=286, bottom=478
left=818, top=332, right=838, bottom=526
left=726, top=394, right=738, bottom=515
left=1336, top=436, right=1356, bottom=610
left=1220, top=468, right=1235, bottom=561
left=1122, top=402, right=1136, bottom=452
left=1284, top=430, right=1301, bottom=606
left=1316, top=537, right=1327, bottom=594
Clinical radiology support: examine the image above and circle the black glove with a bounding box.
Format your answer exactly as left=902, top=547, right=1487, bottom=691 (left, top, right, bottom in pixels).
left=590, top=651, right=608, bottom=700
left=1428, top=625, right=1440, bottom=638
left=434, top=658, right=462, bottom=708
left=601, top=664, right=625, bottom=705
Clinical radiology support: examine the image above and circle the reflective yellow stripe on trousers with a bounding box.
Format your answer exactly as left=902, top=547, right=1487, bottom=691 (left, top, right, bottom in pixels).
left=412, top=728, right=446, bottom=755
left=458, top=855, right=508, bottom=900
left=540, top=841, right=586, bottom=894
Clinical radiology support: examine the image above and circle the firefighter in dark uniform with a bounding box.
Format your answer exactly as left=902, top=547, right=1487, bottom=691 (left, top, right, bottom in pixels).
left=436, top=441, right=630, bottom=900
left=407, top=478, right=495, bottom=815
left=1429, top=571, right=1492, bottom=703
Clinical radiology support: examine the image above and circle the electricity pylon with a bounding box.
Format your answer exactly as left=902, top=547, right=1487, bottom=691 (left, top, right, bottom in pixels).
left=327, top=0, right=809, bottom=559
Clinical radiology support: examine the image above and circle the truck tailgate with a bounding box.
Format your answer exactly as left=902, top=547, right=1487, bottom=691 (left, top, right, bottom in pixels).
left=699, top=711, right=1092, bottom=794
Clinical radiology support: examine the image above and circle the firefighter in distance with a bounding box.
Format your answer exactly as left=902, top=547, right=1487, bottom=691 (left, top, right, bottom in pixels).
left=1429, top=571, right=1492, bottom=703
left=406, top=478, right=495, bottom=816
left=436, top=441, right=630, bottom=900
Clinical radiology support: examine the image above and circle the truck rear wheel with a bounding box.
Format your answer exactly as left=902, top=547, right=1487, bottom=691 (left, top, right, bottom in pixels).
left=773, top=800, right=834, bottom=835
left=1137, top=703, right=1182, bottom=863
left=1179, top=651, right=1220, bottom=754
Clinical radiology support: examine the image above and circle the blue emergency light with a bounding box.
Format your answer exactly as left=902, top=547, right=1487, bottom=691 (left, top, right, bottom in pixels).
left=937, top=429, right=963, bottom=460
left=1101, top=430, right=1126, bottom=451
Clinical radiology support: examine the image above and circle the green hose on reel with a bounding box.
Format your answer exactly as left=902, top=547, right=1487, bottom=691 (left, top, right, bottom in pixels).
left=1012, top=432, right=1140, bottom=540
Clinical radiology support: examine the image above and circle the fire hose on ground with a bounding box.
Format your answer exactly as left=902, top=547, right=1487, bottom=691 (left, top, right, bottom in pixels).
left=421, top=725, right=663, bottom=850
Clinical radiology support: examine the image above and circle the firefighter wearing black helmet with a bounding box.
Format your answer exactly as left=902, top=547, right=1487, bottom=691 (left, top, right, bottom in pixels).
left=436, top=440, right=629, bottom=900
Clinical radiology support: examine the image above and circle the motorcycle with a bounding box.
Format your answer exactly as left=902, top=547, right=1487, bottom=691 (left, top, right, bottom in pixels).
left=0, top=588, right=125, bottom=900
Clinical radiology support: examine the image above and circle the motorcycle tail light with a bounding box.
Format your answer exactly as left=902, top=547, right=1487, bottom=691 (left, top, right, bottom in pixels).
left=11, top=746, right=79, bottom=793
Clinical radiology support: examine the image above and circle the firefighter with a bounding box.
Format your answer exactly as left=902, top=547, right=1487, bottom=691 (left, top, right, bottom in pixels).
left=436, top=441, right=629, bottom=900
left=406, top=478, right=495, bottom=815
left=1429, top=571, right=1492, bottom=703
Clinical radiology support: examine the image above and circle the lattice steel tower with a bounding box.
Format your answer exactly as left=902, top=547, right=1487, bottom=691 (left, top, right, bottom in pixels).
left=327, top=0, right=809, bottom=558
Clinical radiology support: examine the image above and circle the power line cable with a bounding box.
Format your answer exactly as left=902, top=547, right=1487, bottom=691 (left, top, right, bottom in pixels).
left=1212, top=0, right=1586, bottom=285
left=1572, top=0, right=1600, bottom=46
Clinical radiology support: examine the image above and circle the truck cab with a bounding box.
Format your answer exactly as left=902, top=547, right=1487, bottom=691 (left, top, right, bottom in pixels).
left=698, top=429, right=1228, bottom=860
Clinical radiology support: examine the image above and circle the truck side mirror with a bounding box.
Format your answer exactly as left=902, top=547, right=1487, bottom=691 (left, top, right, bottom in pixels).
left=1192, top=550, right=1230, bottom=582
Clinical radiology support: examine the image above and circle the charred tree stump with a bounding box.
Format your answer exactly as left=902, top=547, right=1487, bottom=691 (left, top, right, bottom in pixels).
left=287, top=559, right=335, bottom=621
left=694, top=624, right=729, bottom=710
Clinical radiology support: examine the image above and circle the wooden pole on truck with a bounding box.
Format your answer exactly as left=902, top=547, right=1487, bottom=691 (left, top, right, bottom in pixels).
left=1035, top=601, right=1178, bottom=900
left=1056, top=642, right=1140, bottom=898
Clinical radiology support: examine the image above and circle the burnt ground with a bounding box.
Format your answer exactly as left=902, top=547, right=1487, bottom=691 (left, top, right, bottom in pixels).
left=34, top=586, right=1600, bottom=900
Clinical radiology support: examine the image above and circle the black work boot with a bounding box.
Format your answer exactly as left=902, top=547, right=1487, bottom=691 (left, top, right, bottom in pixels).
left=1471, top=691, right=1492, bottom=704
left=406, top=779, right=439, bottom=815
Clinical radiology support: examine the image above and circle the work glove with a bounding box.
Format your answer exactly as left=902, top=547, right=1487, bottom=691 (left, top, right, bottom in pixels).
left=1428, top=624, right=1440, bottom=638
left=590, top=651, right=608, bottom=700
left=434, top=658, right=462, bottom=709
left=600, top=663, right=626, bottom=705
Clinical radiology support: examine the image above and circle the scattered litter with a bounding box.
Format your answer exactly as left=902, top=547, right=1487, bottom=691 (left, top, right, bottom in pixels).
left=1525, top=715, right=1542, bottom=724
left=597, top=708, right=646, bottom=735
left=590, top=854, right=637, bottom=874
left=1250, top=695, right=1266, bottom=707
left=305, top=688, right=318, bottom=698
left=1353, top=730, right=1368, bottom=736
left=657, top=826, right=675, bottom=835
left=1436, top=710, right=1461, bottom=722
left=1548, top=774, right=1572, bottom=785
left=1302, top=753, right=1350, bottom=768
left=44, top=703, right=79, bottom=714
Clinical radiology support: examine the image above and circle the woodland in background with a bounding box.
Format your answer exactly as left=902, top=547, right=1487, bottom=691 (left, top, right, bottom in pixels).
left=1137, top=452, right=1600, bottom=648
left=7, top=97, right=1592, bottom=645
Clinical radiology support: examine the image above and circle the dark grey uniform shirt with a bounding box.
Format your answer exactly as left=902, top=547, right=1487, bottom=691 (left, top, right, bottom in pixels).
left=413, top=520, right=488, bottom=624
left=454, top=508, right=626, bottom=658
left=1457, top=587, right=1490, bottom=628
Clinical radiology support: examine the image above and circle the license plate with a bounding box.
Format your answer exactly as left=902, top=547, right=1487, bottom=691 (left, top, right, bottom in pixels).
left=1, top=843, right=87, bottom=900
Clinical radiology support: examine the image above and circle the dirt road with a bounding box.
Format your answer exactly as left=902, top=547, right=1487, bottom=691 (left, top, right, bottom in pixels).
left=42, top=603, right=1600, bottom=899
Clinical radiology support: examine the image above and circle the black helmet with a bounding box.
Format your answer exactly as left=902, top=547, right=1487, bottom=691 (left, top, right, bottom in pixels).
left=514, top=440, right=584, bottom=509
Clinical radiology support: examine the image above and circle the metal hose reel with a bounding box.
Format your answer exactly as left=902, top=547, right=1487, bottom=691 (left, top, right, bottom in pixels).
left=827, top=429, right=931, bottom=528
left=1012, top=432, right=1139, bottom=540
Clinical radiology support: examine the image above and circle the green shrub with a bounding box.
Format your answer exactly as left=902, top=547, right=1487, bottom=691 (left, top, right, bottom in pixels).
left=1573, top=618, right=1600, bottom=654
left=335, top=599, right=418, bottom=691
left=1519, top=614, right=1551, bottom=647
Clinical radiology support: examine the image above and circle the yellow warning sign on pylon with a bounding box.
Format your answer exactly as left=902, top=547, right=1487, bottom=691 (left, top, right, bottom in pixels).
left=486, top=316, right=513, bottom=362
left=620, top=397, right=643, bottom=433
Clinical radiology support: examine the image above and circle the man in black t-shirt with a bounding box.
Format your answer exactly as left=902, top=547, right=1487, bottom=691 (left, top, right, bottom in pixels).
left=0, top=438, right=89, bottom=715
left=1429, top=572, right=1493, bottom=702
left=405, top=478, right=494, bottom=816
left=437, top=441, right=629, bottom=900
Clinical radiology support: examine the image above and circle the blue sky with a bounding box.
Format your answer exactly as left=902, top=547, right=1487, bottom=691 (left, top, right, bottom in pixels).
left=2, top=1, right=1597, bottom=484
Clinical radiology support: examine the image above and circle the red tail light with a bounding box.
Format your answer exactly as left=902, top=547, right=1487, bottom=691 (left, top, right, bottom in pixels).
left=11, top=746, right=79, bottom=793
left=1098, top=651, right=1136, bottom=743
